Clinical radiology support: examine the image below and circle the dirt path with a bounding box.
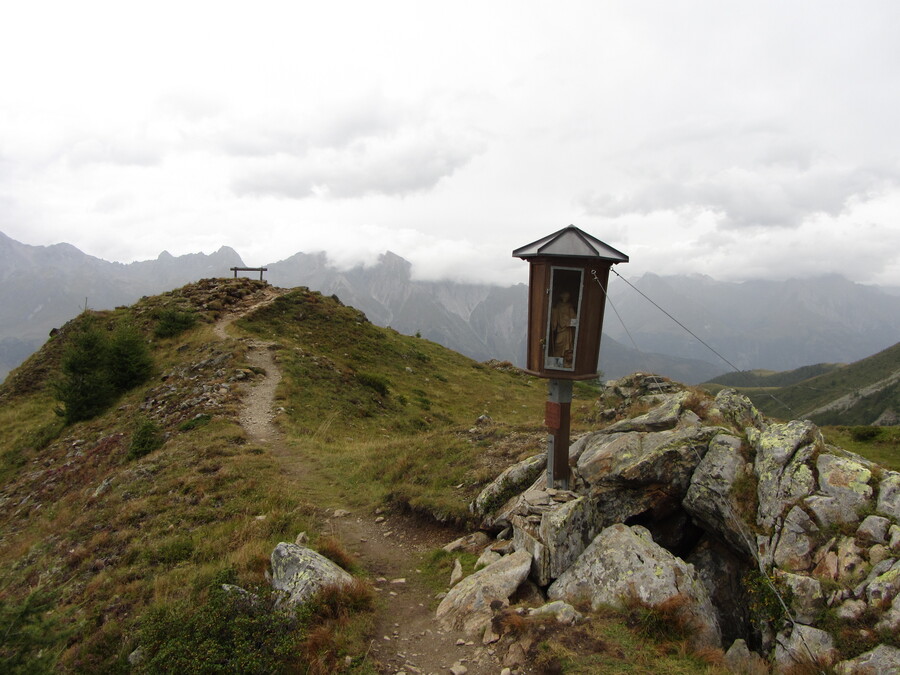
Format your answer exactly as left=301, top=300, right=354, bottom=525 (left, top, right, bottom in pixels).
left=215, top=297, right=505, bottom=675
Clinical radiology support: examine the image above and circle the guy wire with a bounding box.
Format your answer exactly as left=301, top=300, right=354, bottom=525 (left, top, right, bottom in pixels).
left=603, top=268, right=801, bottom=420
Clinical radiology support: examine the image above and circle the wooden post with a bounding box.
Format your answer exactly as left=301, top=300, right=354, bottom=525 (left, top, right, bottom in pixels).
left=545, top=379, right=572, bottom=490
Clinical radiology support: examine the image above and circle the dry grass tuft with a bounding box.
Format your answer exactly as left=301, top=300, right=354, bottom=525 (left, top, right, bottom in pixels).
left=621, top=592, right=693, bottom=643
left=316, top=535, right=358, bottom=572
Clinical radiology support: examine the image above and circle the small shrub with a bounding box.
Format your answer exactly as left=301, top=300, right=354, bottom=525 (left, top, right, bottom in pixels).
left=179, top=414, right=211, bottom=431
left=153, top=308, right=197, bottom=338
left=0, top=585, right=71, bottom=673
left=849, top=425, right=881, bottom=442
left=743, top=570, right=791, bottom=634
left=138, top=586, right=302, bottom=674
left=128, top=418, right=164, bottom=460
left=355, top=372, right=390, bottom=397
left=147, top=535, right=194, bottom=565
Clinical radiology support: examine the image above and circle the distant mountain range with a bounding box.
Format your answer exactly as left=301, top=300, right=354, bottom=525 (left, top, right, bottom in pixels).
left=4, top=230, right=900, bottom=385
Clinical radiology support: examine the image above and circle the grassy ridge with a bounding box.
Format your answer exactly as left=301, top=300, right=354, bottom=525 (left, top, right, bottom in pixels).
left=236, top=288, right=551, bottom=521
left=705, top=363, right=842, bottom=389
left=703, top=341, right=900, bottom=425
left=0, top=281, right=356, bottom=672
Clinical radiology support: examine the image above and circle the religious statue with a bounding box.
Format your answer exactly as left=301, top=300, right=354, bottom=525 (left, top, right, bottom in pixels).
left=549, top=290, right=577, bottom=367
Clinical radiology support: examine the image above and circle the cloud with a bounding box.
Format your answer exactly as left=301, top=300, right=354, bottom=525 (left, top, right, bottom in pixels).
left=231, top=128, right=481, bottom=199
left=65, top=136, right=162, bottom=167
left=581, top=159, right=898, bottom=229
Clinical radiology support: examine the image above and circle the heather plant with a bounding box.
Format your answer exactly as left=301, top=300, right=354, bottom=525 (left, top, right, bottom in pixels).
left=127, top=417, right=164, bottom=461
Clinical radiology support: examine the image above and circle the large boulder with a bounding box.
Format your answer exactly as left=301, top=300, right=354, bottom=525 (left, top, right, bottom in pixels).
left=547, top=524, right=721, bottom=648
left=683, top=432, right=754, bottom=554
left=577, top=426, right=720, bottom=525
left=710, top=388, right=766, bottom=432
left=602, top=391, right=689, bottom=433
left=436, top=549, right=532, bottom=636
left=753, top=420, right=821, bottom=531
left=810, top=453, right=874, bottom=526
left=270, top=542, right=354, bottom=606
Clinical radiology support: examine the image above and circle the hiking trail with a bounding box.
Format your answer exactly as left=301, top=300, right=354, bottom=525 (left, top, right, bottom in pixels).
left=215, top=290, right=507, bottom=675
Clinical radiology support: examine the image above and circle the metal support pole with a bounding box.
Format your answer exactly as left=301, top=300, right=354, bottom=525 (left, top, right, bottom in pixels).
left=545, top=378, right=573, bottom=490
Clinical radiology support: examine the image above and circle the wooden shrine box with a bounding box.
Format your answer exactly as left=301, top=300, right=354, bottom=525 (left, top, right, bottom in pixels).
left=513, top=225, right=628, bottom=380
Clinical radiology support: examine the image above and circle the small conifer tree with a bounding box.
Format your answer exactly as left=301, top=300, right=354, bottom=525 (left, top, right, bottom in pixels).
left=53, top=317, right=115, bottom=424
left=53, top=315, right=155, bottom=424
left=108, top=321, right=153, bottom=392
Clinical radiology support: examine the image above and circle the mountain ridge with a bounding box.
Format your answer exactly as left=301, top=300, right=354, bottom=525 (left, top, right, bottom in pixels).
left=3, top=230, right=900, bottom=386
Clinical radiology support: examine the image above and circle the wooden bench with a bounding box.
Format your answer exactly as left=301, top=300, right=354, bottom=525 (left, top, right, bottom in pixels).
left=230, top=266, right=268, bottom=280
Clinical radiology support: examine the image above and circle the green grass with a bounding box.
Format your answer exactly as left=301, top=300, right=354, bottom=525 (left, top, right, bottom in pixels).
left=708, top=341, right=900, bottom=425
left=525, top=604, right=728, bottom=674
left=821, top=425, right=900, bottom=471
left=0, top=281, right=378, bottom=673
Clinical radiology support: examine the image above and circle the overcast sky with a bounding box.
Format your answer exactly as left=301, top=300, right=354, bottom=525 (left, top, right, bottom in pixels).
left=2, top=1, right=900, bottom=287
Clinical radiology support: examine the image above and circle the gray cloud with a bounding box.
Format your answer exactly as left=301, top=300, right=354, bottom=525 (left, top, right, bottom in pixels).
left=218, top=93, right=400, bottom=158
left=65, top=136, right=162, bottom=168
left=581, top=162, right=897, bottom=228
left=231, top=127, right=481, bottom=199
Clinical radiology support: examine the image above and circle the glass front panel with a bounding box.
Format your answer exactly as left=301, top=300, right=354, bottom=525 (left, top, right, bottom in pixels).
left=544, top=267, right=583, bottom=371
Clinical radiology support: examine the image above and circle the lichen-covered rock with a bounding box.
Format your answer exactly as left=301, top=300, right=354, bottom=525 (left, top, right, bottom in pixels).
left=443, top=531, right=492, bottom=553
left=835, top=644, right=900, bottom=674
left=475, top=547, right=502, bottom=570
left=777, top=571, right=824, bottom=624
left=772, top=505, right=819, bottom=572
left=816, top=453, right=873, bottom=516
left=865, top=559, right=900, bottom=608
left=891, top=524, right=900, bottom=552
left=875, top=593, right=900, bottom=633
left=471, top=453, right=546, bottom=521
left=773, top=624, right=838, bottom=673
left=270, top=542, right=353, bottom=606
left=858, top=514, right=891, bottom=544
left=528, top=600, right=583, bottom=625
left=547, top=524, right=721, bottom=648
left=723, top=639, right=769, bottom=675
left=753, top=420, right=822, bottom=531
left=683, top=433, right=753, bottom=554
left=602, top=391, right=688, bottom=433
left=836, top=536, right=868, bottom=584
left=878, top=471, right=900, bottom=520
left=577, top=426, right=719, bottom=524
left=436, top=550, right=531, bottom=635
left=711, top=388, right=766, bottom=432
left=511, top=493, right=600, bottom=586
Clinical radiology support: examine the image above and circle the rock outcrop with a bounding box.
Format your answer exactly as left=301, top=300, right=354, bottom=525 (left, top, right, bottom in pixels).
left=452, top=373, right=900, bottom=672
left=547, top=523, right=721, bottom=648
